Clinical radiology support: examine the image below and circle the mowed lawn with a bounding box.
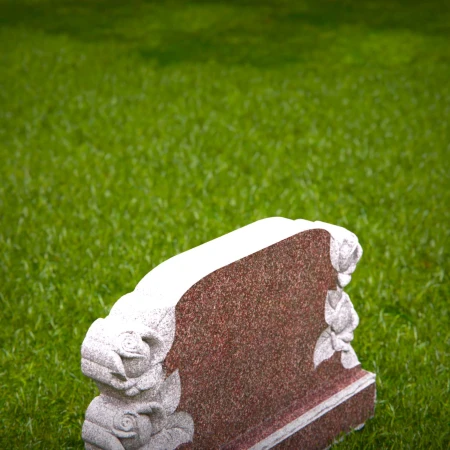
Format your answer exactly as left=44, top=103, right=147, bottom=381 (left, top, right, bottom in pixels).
left=0, top=0, right=449, bottom=448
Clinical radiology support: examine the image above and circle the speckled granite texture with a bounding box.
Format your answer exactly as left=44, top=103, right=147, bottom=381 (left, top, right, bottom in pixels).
left=165, top=229, right=374, bottom=449
left=272, top=382, right=376, bottom=450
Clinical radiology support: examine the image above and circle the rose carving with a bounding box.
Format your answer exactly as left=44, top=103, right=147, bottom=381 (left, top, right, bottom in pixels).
left=314, top=232, right=362, bottom=370
left=81, top=310, right=175, bottom=397
left=119, top=333, right=146, bottom=355
left=112, top=410, right=154, bottom=450
left=116, top=332, right=152, bottom=379
left=81, top=300, right=193, bottom=450
left=82, top=375, right=193, bottom=450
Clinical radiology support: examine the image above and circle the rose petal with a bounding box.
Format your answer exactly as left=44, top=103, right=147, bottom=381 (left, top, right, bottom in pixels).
left=330, top=296, right=353, bottom=334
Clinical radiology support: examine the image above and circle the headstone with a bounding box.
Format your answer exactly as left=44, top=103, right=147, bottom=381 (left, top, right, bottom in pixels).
left=81, top=217, right=376, bottom=450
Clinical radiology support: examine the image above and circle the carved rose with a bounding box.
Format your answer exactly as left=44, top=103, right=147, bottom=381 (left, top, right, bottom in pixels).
left=121, top=334, right=143, bottom=354
left=81, top=297, right=194, bottom=450
left=330, top=329, right=353, bottom=352
left=117, top=332, right=149, bottom=357
left=314, top=291, right=360, bottom=369
left=112, top=410, right=154, bottom=450
left=314, top=228, right=362, bottom=371
left=113, top=412, right=139, bottom=438
left=116, top=332, right=152, bottom=379
left=314, top=288, right=359, bottom=369
left=328, top=294, right=358, bottom=339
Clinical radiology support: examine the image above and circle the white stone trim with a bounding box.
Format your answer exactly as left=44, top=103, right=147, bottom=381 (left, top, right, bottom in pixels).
left=248, top=372, right=376, bottom=450
left=114, top=217, right=312, bottom=313
left=110, top=217, right=345, bottom=314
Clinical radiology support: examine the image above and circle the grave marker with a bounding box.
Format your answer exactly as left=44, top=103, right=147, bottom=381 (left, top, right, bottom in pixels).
left=81, top=217, right=375, bottom=449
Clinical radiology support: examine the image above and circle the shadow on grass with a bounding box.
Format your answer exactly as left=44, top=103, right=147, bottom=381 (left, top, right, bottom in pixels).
left=0, top=0, right=449, bottom=66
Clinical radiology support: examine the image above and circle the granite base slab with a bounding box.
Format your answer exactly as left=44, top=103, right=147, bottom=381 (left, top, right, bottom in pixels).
left=220, top=371, right=376, bottom=450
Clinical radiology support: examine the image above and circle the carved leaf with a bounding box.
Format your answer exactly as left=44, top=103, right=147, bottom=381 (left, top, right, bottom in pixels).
left=140, top=412, right=194, bottom=450
left=313, top=327, right=335, bottom=368
left=326, top=288, right=343, bottom=310
left=82, top=420, right=126, bottom=450
left=151, top=308, right=176, bottom=363
left=340, top=243, right=363, bottom=274
left=324, top=298, right=336, bottom=326
left=159, top=370, right=181, bottom=415
left=341, top=345, right=360, bottom=369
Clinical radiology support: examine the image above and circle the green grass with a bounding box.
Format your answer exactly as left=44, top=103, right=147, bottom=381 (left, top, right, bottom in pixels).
left=0, top=0, right=449, bottom=448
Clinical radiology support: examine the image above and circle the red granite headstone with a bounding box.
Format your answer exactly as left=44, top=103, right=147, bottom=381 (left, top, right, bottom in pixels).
left=165, top=229, right=374, bottom=449
left=81, top=218, right=375, bottom=450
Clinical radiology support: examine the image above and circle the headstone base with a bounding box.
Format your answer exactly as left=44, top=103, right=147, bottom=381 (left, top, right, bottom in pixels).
left=220, top=371, right=376, bottom=450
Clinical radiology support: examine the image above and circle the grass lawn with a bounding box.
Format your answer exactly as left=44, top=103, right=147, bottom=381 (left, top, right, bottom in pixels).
left=0, top=0, right=449, bottom=448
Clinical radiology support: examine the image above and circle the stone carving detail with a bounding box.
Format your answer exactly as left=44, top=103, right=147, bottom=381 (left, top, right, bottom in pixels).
left=81, top=294, right=194, bottom=450
left=314, top=225, right=363, bottom=369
